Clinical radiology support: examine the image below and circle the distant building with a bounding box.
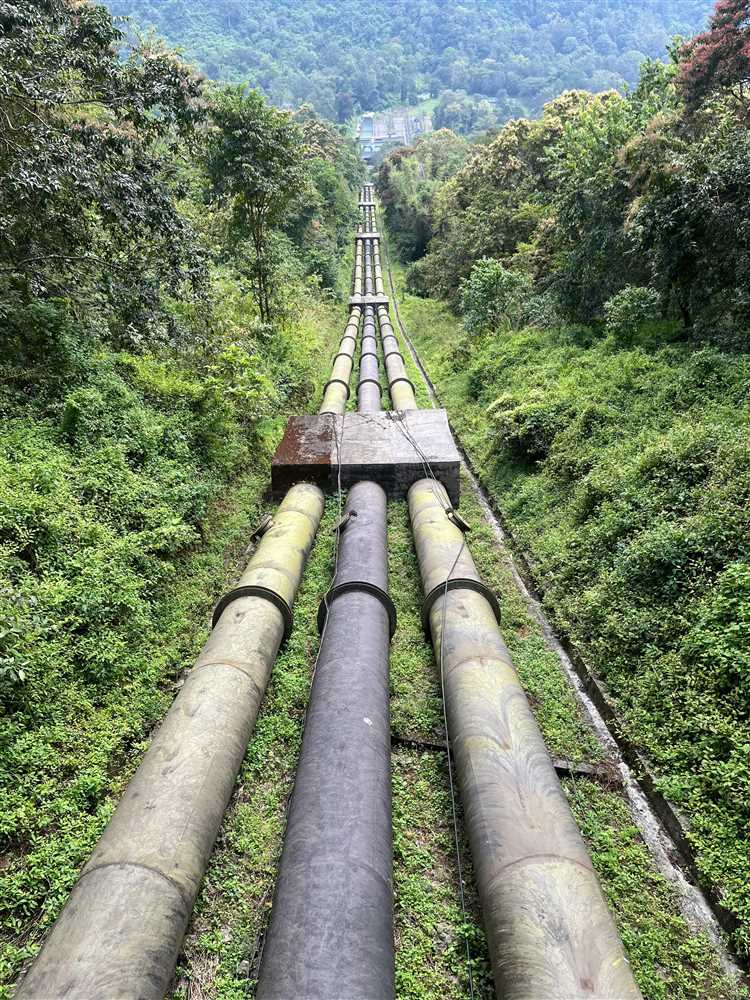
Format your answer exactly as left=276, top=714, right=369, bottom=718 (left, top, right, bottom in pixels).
left=357, top=109, right=433, bottom=161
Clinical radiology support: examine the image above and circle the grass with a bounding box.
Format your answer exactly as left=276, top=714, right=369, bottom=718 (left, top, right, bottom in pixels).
left=381, top=250, right=747, bottom=999
left=0, top=294, right=343, bottom=997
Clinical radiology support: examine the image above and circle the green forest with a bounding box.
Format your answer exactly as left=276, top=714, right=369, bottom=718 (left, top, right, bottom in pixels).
left=378, top=0, right=750, bottom=964
left=3, top=1, right=750, bottom=999
left=103, top=0, right=713, bottom=122
left=0, top=2, right=363, bottom=990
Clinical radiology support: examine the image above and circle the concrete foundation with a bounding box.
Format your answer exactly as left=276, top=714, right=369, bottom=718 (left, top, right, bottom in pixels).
left=272, top=410, right=461, bottom=505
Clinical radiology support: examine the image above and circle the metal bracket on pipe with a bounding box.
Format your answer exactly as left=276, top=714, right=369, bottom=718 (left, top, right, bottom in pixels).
left=357, top=377, right=382, bottom=395
left=332, top=510, right=357, bottom=534
left=317, top=581, right=397, bottom=639
left=421, top=578, right=501, bottom=638
left=446, top=509, right=471, bottom=534
left=389, top=375, right=416, bottom=395
left=250, top=513, right=274, bottom=542
left=213, top=585, right=294, bottom=642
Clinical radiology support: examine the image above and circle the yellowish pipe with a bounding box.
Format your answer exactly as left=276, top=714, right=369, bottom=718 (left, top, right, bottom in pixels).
left=408, top=478, right=642, bottom=1000
left=17, top=483, right=324, bottom=1000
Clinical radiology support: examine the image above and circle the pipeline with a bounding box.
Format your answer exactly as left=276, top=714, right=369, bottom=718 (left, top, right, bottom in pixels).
left=361, top=192, right=641, bottom=997
left=16, top=484, right=324, bottom=1000
left=407, top=480, right=642, bottom=998
left=257, top=196, right=395, bottom=1000
left=19, top=185, right=643, bottom=1000
left=15, top=199, right=371, bottom=1000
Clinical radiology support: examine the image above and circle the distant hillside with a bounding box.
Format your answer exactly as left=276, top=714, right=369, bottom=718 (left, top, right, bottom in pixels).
left=104, top=0, right=713, bottom=122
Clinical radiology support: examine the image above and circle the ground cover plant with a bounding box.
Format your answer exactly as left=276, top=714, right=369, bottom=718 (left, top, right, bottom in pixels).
left=375, top=0, right=750, bottom=959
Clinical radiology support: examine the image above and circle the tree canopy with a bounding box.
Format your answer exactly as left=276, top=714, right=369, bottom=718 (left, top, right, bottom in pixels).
left=103, top=0, right=713, bottom=122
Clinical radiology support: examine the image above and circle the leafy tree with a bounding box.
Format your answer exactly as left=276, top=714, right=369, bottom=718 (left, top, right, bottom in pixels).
left=205, top=87, right=306, bottom=321
left=0, top=0, right=205, bottom=335
left=101, top=0, right=712, bottom=123
left=603, top=285, right=662, bottom=342
left=678, top=0, right=750, bottom=109
left=376, top=129, right=468, bottom=259
left=460, top=259, right=532, bottom=334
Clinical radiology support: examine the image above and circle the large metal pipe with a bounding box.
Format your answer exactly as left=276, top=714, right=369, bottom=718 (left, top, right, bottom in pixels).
left=358, top=303, right=381, bottom=412
left=17, top=483, right=325, bottom=1000
left=257, top=198, right=395, bottom=998
left=407, top=478, right=642, bottom=1000
left=321, top=303, right=361, bottom=415
left=17, top=199, right=372, bottom=999
left=256, top=481, right=394, bottom=1000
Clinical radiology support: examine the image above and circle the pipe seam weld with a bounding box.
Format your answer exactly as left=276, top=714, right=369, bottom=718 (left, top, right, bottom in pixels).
left=422, top=578, right=502, bottom=637
left=213, top=585, right=293, bottom=641
left=79, top=860, right=193, bottom=913
left=191, top=659, right=265, bottom=698
left=317, top=581, right=397, bottom=639
left=491, top=852, right=596, bottom=879
left=322, top=377, right=350, bottom=401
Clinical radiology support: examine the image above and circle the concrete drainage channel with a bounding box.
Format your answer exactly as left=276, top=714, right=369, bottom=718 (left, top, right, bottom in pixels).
left=19, top=187, right=646, bottom=999
left=382, top=233, right=743, bottom=981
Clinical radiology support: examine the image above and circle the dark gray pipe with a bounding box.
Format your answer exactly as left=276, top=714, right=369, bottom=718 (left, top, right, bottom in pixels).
left=358, top=304, right=381, bottom=412
left=255, top=481, right=394, bottom=1000
left=257, top=199, right=395, bottom=999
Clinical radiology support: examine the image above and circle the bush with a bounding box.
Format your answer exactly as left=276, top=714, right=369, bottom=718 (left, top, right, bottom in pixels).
left=459, top=258, right=532, bottom=335
left=604, top=285, right=662, bottom=344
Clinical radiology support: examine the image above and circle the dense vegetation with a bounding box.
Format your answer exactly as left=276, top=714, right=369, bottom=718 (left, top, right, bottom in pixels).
left=0, top=2, right=362, bottom=991
left=104, top=0, right=712, bottom=123
left=378, top=0, right=750, bottom=959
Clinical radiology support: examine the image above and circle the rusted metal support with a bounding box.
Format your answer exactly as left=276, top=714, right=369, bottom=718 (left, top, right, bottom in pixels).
left=407, top=477, right=642, bottom=1000
left=17, top=484, right=325, bottom=1000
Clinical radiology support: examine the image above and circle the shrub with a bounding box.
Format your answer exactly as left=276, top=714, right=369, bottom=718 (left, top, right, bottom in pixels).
left=604, top=285, right=662, bottom=344
left=459, top=258, right=532, bottom=335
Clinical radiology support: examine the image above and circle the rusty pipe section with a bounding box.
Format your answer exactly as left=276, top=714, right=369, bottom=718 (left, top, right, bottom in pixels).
left=17, top=483, right=325, bottom=1000
left=407, top=479, right=642, bottom=1000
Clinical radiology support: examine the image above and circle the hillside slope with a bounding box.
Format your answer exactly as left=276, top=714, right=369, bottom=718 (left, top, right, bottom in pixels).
left=104, top=0, right=712, bottom=120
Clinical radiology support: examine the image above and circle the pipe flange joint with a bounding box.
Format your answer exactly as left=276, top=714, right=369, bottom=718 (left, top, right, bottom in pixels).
left=357, top=377, right=382, bottom=394
left=317, top=581, right=397, bottom=639
left=422, top=578, right=501, bottom=638
left=323, top=377, right=351, bottom=400
left=213, top=585, right=294, bottom=643
left=389, top=376, right=416, bottom=395
left=332, top=351, right=354, bottom=364
left=384, top=350, right=405, bottom=363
